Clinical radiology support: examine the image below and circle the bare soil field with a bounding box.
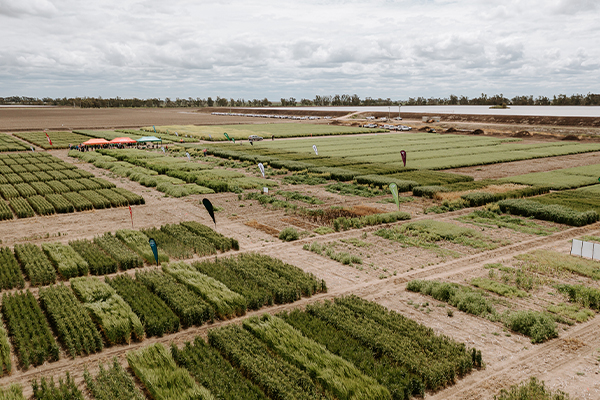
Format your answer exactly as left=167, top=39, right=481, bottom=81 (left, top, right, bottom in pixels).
left=1, top=108, right=600, bottom=399
left=0, top=107, right=308, bottom=132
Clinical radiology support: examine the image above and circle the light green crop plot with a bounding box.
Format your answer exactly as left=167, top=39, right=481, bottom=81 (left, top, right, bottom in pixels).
left=500, top=163, right=600, bottom=190
left=251, top=133, right=600, bottom=170
left=145, top=124, right=384, bottom=140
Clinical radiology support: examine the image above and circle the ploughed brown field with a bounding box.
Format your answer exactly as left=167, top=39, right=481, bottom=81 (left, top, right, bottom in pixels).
left=1, top=106, right=600, bottom=399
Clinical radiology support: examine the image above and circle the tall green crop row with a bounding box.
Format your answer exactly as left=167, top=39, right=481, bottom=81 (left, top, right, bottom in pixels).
left=106, top=275, right=180, bottom=337
left=306, top=296, right=477, bottom=391
left=26, top=195, right=55, bottom=215
left=61, top=192, right=93, bottom=211
left=164, top=262, right=246, bottom=319
left=69, top=239, right=118, bottom=275
left=97, top=188, right=129, bottom=207
left=94, top=233, right=143, bottom=270
left=41, top=242, right=89, bottom=279
left=171, top=337, right=268, bottom=400
left=180, top=221, right=239, bottom=251
left=0, top=247, right=25, bottom=290
left=192, top=259, right=274, bottom=310
left=77, top=178, right=103, bottom=190
left=29, top=182, right=54, bottom=196
left=111, top=187, right=145, bottom=205
left=79, top=190, right=111, bottom=209
left=280, top=309, right=424, bottom=399
left=84, top=358, right=145, bottom=400
left=70, top=277, right=144, bottom=345
left=0, top=199, right=12, bottom=220
left=244, top=314, right=391, bottom=400
left=9, top=197, right=34, bottom=218
left=161, top=224, right=216, bottom=256
left=0, top=383, right=24, bottom=399
left=141, top=227, right=194, bottom=259
left=255, top=252, right=327, bottom=296
left=38, top=284, right=103, bottom=358
left=14, top=183, right=36, bottom=197
left=497, top=199, right=599, bottom=226
left=127, top=343, right=215, bottom=400
left=208, top=325, right=327, bottom=400
left=13, top=243, right=56, bottom=286
left=0, top=184, right=19, bottom=199
left=0, top=312, right=11, bottom=376
left=136, top=270, right=214, bottom=327
left=44, top=193, right=74, bottom=213
left=193, top=253, right=325, bottom=309
left=31, top=373, right=84, bottom=400
left=89, top=177, right=116, bottom=189
left=1, top=291, right=59, bottom=369
left=116, top=229, right=169, bottom=264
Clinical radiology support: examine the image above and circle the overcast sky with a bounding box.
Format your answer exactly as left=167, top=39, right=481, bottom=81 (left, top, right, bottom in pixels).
left=1, top=0, right=599, bottom=100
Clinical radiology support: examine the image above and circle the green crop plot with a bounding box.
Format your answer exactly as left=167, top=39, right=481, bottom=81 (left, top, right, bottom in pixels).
left=0, top=133, right=29, bottom=152
left=145, top=124, right=385, bottom=140
left=13, top=131, right=91, bottom=149
left=207, top=132, right=600, bottom=172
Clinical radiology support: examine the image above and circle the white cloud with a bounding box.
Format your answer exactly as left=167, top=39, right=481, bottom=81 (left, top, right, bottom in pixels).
left=0, top=0, right=598, bottom=99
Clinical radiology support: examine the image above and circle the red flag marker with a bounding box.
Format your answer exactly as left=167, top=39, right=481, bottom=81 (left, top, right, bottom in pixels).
left=129, top=205, right=133, bottom=228
left=44, top=131, right=53, bottom=146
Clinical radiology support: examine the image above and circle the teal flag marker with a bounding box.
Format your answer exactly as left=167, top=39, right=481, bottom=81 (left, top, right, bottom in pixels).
left=148, top=238, right=159, bottom=265
left=153, top=125, right=157, bottom=133
left=389, top=183, right=400, bottom=210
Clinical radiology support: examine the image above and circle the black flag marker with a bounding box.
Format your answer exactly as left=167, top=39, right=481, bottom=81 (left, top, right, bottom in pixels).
left=202, top=198, right=216, bottom=227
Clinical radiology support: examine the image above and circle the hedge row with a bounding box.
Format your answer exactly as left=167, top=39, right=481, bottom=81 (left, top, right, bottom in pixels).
left=497, top=199, right=599, bottom=226
left=333, top=211, right=411, bottom=232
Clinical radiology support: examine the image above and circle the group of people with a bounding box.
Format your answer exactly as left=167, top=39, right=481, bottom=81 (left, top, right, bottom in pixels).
left=69, top=143, right=166, bottom=151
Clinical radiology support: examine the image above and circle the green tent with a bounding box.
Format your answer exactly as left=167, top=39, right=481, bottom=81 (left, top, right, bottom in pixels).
left=136, top=136, right=162, bottom=143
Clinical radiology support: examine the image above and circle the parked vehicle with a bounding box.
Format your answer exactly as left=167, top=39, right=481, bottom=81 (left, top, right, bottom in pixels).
left=248, top=135, right=263, bottom=141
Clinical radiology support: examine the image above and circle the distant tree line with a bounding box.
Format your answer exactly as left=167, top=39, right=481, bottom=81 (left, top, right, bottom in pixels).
left=1, top=93, right=599, bottom=108
left=403, top=92, right=600, bottom=106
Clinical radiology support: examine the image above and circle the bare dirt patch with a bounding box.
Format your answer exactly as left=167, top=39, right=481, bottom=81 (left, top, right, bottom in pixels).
left=0, top=107, right=309, bottom=132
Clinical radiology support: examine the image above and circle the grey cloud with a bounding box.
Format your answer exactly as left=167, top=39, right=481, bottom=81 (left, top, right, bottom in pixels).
left=0, top=0, right=57, bottom=18
left=0, top=0, right=598, bottom=99
left=553, top=0, right=598, bottom=15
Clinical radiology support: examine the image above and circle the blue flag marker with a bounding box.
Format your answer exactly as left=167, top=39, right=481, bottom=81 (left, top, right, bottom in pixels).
left=148, top=238, right=159, bottom=265
left=153, top=125, right=157, bottom=133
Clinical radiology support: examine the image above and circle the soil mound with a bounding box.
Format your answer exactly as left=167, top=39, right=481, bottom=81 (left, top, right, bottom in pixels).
left=471, top=129, right=484, bottom=135
left=445, top=127, right=457, bottom=133
left=561, top=134, right=581, bottom=141
left=512, top=131, right=532, bottom=137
